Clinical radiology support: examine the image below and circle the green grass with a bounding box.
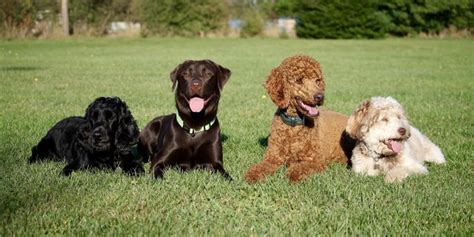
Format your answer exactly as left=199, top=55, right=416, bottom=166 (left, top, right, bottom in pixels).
left=1, top=37, right=473, bottom=235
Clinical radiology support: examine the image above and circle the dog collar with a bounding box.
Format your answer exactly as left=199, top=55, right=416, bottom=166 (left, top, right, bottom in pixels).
left=130, top=143, right=143, bottom=160
left=277, top=108, right=305, bottom=127
left=175, top=112, right=216, bottom=136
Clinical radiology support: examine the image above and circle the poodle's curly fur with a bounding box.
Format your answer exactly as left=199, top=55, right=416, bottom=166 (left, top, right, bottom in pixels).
left=245, top=55, right=356, bottom=183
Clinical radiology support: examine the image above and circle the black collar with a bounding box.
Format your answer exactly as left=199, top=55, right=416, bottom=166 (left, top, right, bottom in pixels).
left=277, top=108, right=306, bottom=127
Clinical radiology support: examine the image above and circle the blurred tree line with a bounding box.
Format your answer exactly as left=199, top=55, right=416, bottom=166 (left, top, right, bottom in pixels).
left=277, top=0, right=473, bottom=38
left=1, top=0, right=472, bottom=38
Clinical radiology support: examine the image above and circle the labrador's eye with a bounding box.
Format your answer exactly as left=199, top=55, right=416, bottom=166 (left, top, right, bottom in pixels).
left=382, top=117, right=389, bottom=122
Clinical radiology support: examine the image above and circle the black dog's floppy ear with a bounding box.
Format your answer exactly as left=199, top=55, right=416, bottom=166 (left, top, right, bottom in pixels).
left=76, top=121, right=92, bottom=152
left=170, top=60, right=192, bottom=92
left=115, top=100, right=139, bottom=153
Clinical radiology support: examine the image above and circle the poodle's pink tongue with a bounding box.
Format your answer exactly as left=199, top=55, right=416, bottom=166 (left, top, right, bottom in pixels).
left=301, top=103, right=319, bottom=116
left=189, top=97, right=205, bottom=113
left=388, top=140, right=402, bottom=153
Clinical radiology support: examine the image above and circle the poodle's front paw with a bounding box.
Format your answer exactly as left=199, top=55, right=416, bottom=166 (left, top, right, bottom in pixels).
left=286, top=169, right=308, bottom=183
left=245, top=165, right=267, bottom=183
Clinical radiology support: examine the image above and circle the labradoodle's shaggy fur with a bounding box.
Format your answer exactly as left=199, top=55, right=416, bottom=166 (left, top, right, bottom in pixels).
left=345, top=97, right=445, bottom=182
left=245, top=55, right=356, bottom=183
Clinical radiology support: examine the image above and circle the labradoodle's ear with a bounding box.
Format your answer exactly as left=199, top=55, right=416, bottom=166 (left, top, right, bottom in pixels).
left=170, top=60, right=192, bottom=92
left=264, top=66, right=289, bottom=108
left=346, top=100, right=371, bottom=139
left=115, top=101, right=139, bottom=153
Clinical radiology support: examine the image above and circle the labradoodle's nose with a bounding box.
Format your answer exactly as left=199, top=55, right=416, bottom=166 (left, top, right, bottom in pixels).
left=398, top=127, right=406, bottom=136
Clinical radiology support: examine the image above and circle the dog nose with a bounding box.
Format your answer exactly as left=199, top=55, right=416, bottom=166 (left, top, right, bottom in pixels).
left=398, top=127, right=406, bottom=136
left=314, top=93, right=324, bottom=103
left=191, top=79, right=202, bottom=88
left=93, top=131, right=102, bottom=139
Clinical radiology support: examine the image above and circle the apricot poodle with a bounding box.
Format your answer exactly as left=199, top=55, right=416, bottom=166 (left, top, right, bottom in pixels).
left=245, top=55, right=356, bottom=183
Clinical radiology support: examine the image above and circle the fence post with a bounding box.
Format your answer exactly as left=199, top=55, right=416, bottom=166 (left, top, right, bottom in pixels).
left=61, top=0, right=69, bottom=36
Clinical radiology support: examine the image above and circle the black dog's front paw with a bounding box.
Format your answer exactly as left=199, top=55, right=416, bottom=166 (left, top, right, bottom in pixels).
left=123, top=166, right=145, bottom=176
left=61, top=168, right=73, bottom=177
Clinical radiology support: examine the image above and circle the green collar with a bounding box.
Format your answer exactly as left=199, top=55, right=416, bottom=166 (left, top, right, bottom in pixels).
left=175, top=112, right=216, bottom=136
left=277, top=108, right=305, bottom=127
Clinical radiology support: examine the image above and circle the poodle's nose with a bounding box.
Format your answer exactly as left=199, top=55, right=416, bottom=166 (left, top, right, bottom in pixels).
left=398, top=127, right=406, bottom=136
left=314, top=93, right=324, bottom=103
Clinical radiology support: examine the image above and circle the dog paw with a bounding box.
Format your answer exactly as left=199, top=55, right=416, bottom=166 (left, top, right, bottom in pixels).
left=286, top=168, right=309, bottom=183
left=244, top=170, right=264, bottom=183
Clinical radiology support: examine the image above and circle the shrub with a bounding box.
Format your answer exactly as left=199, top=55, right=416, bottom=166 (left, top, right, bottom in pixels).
left=240, top=9, right=265, bottom=38
left=379, top=0, right=474, bottom=36
left=139, top=0, right=230, bottom=37
left=293, top=0, right=391, bottom=39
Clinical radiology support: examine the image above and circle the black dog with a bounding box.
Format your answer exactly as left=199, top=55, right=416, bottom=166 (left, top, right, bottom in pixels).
left=139, top=60, right=232, bottom=180
left=29, top=97, right=144, bottom=176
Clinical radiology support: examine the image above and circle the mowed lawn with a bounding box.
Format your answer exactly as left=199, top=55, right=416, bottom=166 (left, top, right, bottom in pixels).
left=0, top=38, right=472, bottom=235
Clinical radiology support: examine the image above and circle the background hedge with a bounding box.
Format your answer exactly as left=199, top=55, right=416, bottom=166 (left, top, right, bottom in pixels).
left=1, top=0, right=472, bottom=38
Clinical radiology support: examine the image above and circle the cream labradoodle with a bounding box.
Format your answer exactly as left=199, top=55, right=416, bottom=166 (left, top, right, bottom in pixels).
left=345, top=97, right=445, bottom=182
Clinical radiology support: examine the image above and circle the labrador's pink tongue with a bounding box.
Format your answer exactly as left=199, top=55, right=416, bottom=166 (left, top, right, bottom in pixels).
left=189, top=97, right=205, bottom=113
left=389, top=140, right=402, bottom=153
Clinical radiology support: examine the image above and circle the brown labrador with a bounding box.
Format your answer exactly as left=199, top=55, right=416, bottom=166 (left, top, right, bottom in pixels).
left=138, top=60, right=232, bottom=180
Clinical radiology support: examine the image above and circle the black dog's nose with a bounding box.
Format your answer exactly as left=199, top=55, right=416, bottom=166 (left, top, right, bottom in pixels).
left=93, top=131, right=102, bottom=139
left=314, top=93, right=324, bottom=103
left=398, top=127, right=406, bottom=136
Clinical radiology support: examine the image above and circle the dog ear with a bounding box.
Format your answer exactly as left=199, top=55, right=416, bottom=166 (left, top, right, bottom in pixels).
left=170, top=61, right=192, bottom=92
left=217, top=65, right=231, bottom=91
left=204, top=60, right=231, bottom=91
left=346, top=100, right=371, bottom=139
left=115, top=101, right=139, bottom=153
left=76, top=122, right=92, bottom=152
left=265, top=67, right=289, bottom=108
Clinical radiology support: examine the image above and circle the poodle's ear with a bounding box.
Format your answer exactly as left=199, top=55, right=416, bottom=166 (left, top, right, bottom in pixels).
left=264, top=67, right=289, bottom=108
left=346, top=100, right=371, bottom=139
left=170, top=60, right=192, bottom=91
left=115, top=102, right=139, bottom=153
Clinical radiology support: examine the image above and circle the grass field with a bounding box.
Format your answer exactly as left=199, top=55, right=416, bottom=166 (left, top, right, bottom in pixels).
left=1, top=37, right=473, bottom=235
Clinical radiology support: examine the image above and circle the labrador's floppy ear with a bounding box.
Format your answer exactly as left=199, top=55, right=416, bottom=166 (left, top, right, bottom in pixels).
left=205, top=60, right=231, bottom=91
left=170, top=60, right=192, bottom=91
left=216, top=64, right=231, bottom=91
left=346, top=100, right=371, bottom=140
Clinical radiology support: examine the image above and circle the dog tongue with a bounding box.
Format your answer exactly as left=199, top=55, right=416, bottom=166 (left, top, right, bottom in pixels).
left=389, top=140, right=402, bottom=153
left=189, top=97, right=205, bottom=113
left=301, top=102, right=319, bottom=116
